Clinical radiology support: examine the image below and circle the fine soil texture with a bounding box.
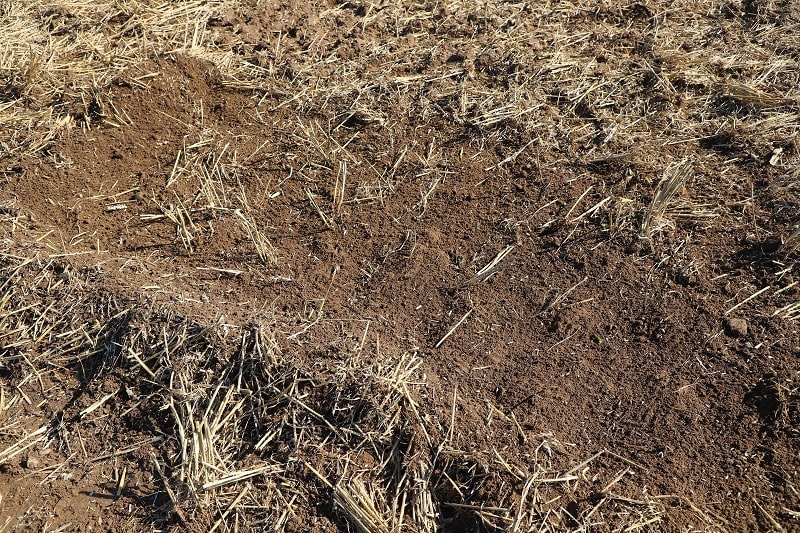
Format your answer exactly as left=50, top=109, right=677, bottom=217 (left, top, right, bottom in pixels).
left=1, top=1, right=799, bottom=531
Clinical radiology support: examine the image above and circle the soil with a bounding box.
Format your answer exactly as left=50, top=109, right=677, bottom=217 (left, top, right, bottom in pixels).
left=1, top=1, right=799, bottom=532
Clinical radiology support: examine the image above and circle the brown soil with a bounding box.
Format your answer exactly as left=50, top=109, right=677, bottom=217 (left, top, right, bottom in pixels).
left=1, top=1, right=799, bottom=532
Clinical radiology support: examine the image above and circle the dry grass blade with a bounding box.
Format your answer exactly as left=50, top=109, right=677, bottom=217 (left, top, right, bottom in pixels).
left=0, top=425, right=47, bottom=465
left=783, top=226, right=800, bottom=254
left=435, top=309, right=473, bottom=348
left=79, top=391, right=116, bottom=419
left=542, top=276, right=588, bottom=313
left=333, top=160, right=348, bottom=213
left=753, top=498, right=787, bottom=532
left=92, top=437, right=163, bottom=462
left=772, top=301, right=800, bottom=321
left=722, top=82, right=793, bottom=107
left=151, top=453, right=187, bottom=523
left=726, top=285, right=771, bottom=315
left=470, top=245, right=515, bottom=284
left=202, top=465, right=279, bottom=491
left=642, top=160, right=693, bottom=236
left=334, top=477, right=391, bottom=533
left=306, top=188, right=334, bottom=229
left=209, top=485, right=250, bottom=533
left=148, top=197, right=199, bottom=254
left=235, top=208, right=277, bottom=265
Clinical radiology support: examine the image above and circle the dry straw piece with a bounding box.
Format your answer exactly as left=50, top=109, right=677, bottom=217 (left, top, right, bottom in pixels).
left=641, top=159, right=692, bottom=236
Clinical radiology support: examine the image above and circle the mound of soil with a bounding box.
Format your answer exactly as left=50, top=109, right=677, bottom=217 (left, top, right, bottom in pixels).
left=1, top=1, right=798, bottom=531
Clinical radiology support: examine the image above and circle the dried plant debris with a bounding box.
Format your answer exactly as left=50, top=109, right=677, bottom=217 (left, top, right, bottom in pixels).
left=0, top=250, right=724, bottom=531
left=1, top=0, right=799, bottom=531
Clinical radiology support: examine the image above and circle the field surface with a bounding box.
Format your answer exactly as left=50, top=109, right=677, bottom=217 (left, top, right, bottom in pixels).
left=1, top=1, right=799, bottom=531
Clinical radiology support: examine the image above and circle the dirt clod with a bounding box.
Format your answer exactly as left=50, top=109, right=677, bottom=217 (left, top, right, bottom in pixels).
left=725, top=317, right=749, bottom=338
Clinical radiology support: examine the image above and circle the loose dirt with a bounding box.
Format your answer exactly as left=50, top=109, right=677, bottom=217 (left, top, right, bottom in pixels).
left=1, top=1, right=799, bottom=531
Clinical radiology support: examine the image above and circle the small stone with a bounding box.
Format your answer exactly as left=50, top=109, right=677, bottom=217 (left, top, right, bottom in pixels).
left=24, top=454, right=41, bottom=469
left=724, top=317, right=748, bottom=338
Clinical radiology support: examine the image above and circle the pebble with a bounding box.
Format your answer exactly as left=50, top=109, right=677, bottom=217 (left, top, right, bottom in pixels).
left=724, top=317, right=748, bottom=338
